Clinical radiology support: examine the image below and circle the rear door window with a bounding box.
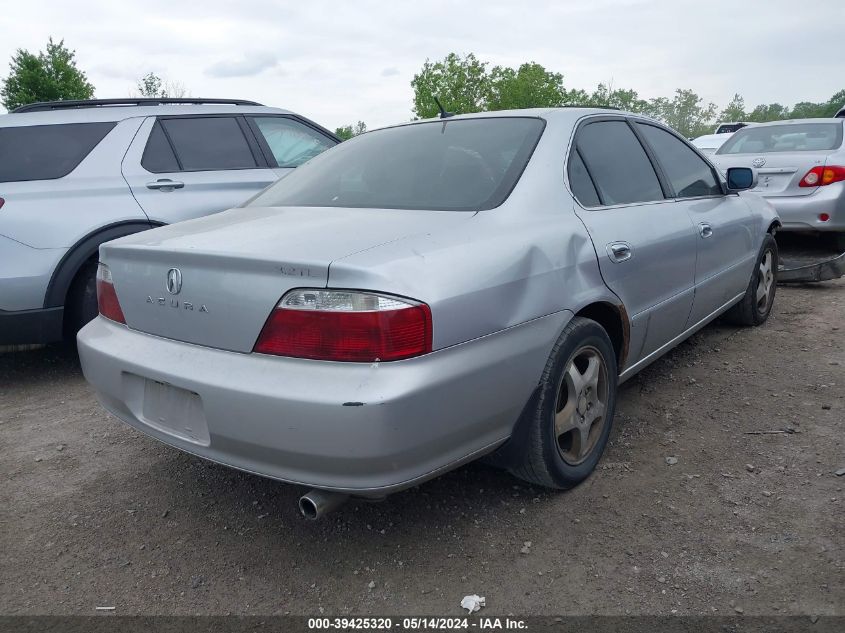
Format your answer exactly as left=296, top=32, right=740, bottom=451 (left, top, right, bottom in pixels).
left=636, top=123, right=722, bottom=198
left=158, top=117, right=259, bottom=171
left=141, top=121, right=180, bottom=173
left=575, top=120, right=664, bottom=206
left=0, top=122, right=115, bottom=182
left=567, top=149, right=601, bottom=207
left=248, top=117, right=336, bottom=168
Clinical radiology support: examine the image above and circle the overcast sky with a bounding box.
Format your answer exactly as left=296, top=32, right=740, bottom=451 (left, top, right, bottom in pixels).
left=2, top=0, right=843, bottom=128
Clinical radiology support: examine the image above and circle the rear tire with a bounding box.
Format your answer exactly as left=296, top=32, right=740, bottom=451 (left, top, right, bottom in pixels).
left=724, top=233, right=777, bottom=326
left=64, top=259, right=99, bottom=340
left=510, top=317, right=618, bottom=490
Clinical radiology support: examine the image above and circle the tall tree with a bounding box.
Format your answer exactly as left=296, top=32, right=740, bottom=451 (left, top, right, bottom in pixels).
left=412, top=54, right=582, bottom=117
left=137, top=72, right=164, bottom=97
left=587, top=83, right=648, bottom=113
left=719, top=93, right=746, bottom=122
left=788, top=101, right=827, bottom=119
left=648, top=89, right=717, bottom=138
left=411, top=53, right=489, bottom=118
left=746, top=103, right=790, bottom=123
left=825, top=89, right=845, bottom=116
left=136, top=72, right=164, bottom=97
left=335, top=120, right=367, bottom=141
left=486, top=62, right=567, bottom=110
left=134, top=72, right=188, bottom=98
left=1, top=38, right=95, bottom=110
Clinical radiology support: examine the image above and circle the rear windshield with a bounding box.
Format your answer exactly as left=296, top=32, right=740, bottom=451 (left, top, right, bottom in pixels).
left=0, top=122, right=115, bottom=182
left=248, top=117, right=545, bottom=211
left=717, top=122, right=843, bottom=155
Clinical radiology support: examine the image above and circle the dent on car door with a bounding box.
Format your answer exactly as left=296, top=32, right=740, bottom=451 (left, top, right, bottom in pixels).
left=634, top=122, right=757, bottom=326
left=569, top=119, right=698, bottom=368
left=120, top=115, right=278, bottom=225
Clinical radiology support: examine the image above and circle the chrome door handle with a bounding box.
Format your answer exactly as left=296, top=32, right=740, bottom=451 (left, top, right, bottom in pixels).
left=699, top=222, right=713, bottom=238
left=607, top=242, right=632, bottom=263
left=146, top=179, right=184, bottom=191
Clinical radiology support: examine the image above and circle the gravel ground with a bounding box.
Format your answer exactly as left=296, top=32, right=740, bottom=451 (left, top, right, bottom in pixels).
left=0, top=280, right=842, bottom=617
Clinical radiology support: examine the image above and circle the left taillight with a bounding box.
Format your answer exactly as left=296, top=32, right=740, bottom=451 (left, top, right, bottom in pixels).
left=96, top=263, right=126, bottom=324
left=253, top=289, right=432, bottom=362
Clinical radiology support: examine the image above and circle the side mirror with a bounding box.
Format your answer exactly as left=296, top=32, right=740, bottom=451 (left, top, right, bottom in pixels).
left=726, top=167, right=757, bottom=191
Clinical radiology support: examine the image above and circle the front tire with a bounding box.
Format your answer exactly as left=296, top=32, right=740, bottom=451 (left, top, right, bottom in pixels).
left=510, top=317, right=618, bottom=490
left=724, top=233, right=777, bottom=326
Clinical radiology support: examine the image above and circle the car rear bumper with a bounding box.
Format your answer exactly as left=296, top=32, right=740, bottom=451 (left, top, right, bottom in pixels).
left=0, top=306, right=64, bottom=345
left=762, top=183, right=845, bottom=232
left=77, top=311, right=570, bottom=495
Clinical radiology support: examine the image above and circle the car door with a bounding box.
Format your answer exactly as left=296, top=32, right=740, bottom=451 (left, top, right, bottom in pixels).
left=121, top=115, right=278, bottom=225
left=634, top=121, right=757, bottom=326
left=568, top=117, right=698, bottom=367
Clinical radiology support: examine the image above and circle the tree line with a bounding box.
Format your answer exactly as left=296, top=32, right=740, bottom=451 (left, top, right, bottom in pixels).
left=3, top=41, right=843, bottom=141
left=408, top=53, right=845, bottom=138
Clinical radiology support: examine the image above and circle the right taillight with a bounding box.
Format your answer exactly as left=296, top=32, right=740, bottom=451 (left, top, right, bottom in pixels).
left=799, top=165, right=845, bottom=187
left=253, top=289, right=432, bottom=362
left=0, top=197, right=5, bottom=210
left=96, top=263, right=126, bottom=324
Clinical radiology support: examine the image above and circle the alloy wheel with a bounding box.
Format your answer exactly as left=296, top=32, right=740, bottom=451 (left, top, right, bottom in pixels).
left=756, top=249, right=775, bottom=313
left=554, top=346, right=609, bottom=465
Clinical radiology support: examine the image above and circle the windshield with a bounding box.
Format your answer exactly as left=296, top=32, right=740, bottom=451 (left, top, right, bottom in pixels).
left=717, top=122, right=843, bottom=155
left=248, top=117, right=545, bottom=212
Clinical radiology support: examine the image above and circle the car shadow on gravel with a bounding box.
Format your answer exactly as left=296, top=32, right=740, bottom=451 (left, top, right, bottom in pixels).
left=127, top=370, right=660, bottom=559
left=0, top=342, right=81, bottom=387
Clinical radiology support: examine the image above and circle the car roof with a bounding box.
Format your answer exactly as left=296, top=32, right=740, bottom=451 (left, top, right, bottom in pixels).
left=0, top=102, right=293, bottom=127
left=372, top=107, right=655, bottom=133
left=735, top=118, right=845, bottom=128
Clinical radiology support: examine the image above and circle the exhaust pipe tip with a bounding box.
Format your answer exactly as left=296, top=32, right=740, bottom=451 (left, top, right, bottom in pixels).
left=299, top=489, right=349, bottom=520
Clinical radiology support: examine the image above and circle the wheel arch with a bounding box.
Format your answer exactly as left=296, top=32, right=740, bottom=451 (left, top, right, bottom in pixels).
left=573, top=300, right=630, bottom=372
left=44, top=220, right=163, bottom=309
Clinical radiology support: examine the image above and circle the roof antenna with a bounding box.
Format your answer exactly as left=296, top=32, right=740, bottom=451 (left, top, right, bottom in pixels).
left=433, top=96, right=454, bottom=119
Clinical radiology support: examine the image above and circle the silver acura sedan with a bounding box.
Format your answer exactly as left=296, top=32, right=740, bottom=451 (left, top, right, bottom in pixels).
left=78, top=108, right=779, bottom=517
left=712, top=118, right=845, bottom=249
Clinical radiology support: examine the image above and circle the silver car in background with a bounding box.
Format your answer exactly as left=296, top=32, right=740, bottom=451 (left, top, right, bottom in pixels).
left=713, top=118, right=845, bottom=249
left=0, top=98, right=338, bottom=346
left=78, top=108, right=779, bottom=517
left=691, top=132, right=735, bottom=156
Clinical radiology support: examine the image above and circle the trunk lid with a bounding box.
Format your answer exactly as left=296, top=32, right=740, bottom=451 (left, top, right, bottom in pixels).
left=103, top=205, right=472, bottom=352
left=713, top=151, right=829, bottom=198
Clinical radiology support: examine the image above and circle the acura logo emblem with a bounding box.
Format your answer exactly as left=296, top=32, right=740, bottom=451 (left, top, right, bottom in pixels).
left=166, top=268, right=182, bottom=295
left=752, top=157, right=766, bottom=168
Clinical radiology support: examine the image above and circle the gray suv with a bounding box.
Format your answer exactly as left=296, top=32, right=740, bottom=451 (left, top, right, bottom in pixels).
left=0, top=98, right=338, bottom=345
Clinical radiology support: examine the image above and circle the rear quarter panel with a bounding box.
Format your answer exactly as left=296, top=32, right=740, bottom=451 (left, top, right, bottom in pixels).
left=0, top=117, right=148, bottom=249
left=328, top=116, right=617, bottom=351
